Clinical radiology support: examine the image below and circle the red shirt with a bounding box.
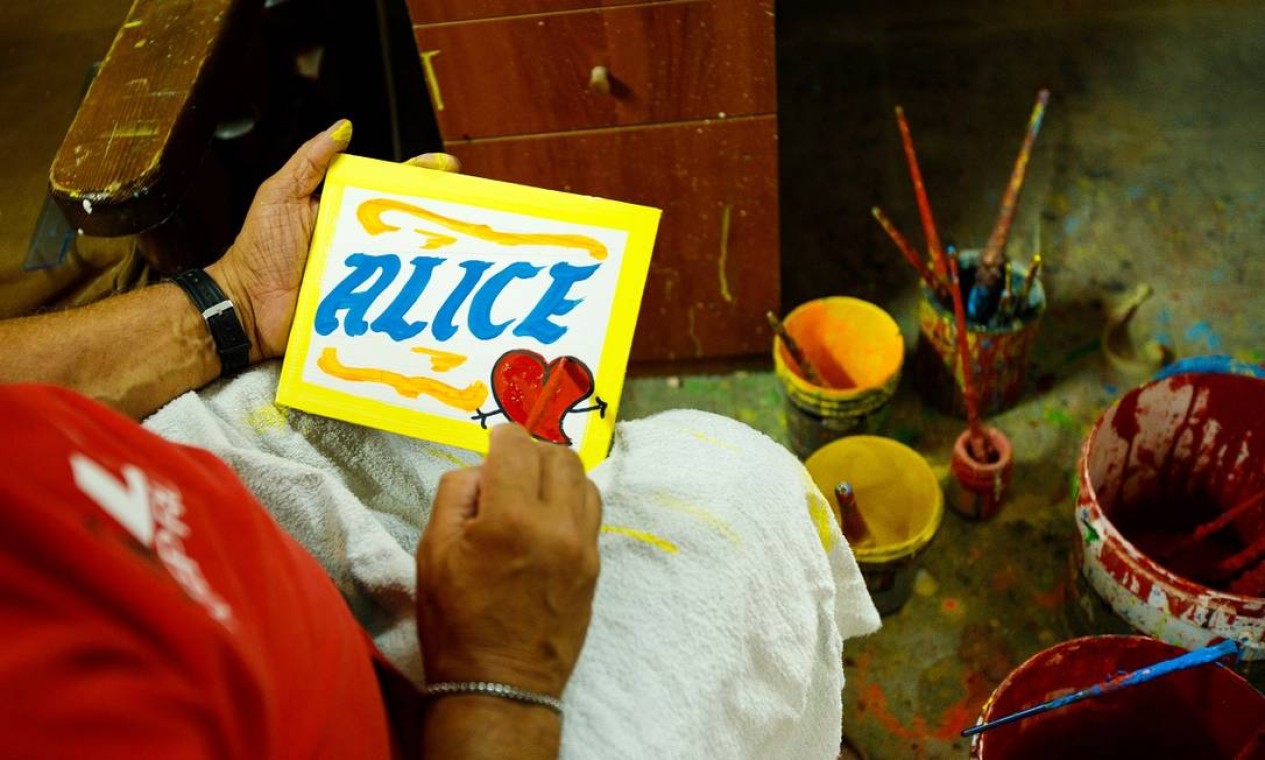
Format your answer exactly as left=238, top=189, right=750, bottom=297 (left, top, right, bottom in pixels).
left=0, top=385, right=411, bottom=758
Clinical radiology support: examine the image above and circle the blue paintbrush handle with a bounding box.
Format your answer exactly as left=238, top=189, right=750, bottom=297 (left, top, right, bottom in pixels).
left=962, top=639, right=1241, bottom=738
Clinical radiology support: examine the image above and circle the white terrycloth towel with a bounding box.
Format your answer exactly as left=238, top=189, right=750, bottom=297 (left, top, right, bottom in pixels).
left=145, top=362, right=881, bottom=760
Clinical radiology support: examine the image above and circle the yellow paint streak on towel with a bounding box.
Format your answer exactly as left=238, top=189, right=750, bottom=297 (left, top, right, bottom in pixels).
left=601, top=525, right=678, bottom=554
left=423, top=443, right=474, bottom=469
left=806, top=489, right=838, bottom=554
left=685, top=428, right=740, bottom=454
left=651, top=492, right=741, bottom=547
left=246, top=404, right=290, bottom=434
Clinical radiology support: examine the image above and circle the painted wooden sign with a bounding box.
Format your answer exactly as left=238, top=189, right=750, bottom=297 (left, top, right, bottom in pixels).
left=277, top=154, right=660, bottom=469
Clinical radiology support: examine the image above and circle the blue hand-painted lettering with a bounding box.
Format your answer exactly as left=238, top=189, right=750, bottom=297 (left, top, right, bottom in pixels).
left=314, top=253, right=600, bottom=345
left=513, top=262, right=599, bottom=344
left=371, top=256, right=443, bottom=340
left=469, top=262, right=543, bottom=340
left=314, top=253, right=399, bottom=337
left=432, top=260, right=494, bottom=341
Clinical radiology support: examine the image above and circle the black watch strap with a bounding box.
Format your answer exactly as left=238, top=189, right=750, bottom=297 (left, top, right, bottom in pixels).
left=170, top=269, right=251, bottom=377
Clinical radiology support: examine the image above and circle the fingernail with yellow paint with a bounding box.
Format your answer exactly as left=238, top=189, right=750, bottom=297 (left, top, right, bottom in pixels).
left=330, top=119, right=353, bottom=145
left=407, top=152, right=461, bottom=173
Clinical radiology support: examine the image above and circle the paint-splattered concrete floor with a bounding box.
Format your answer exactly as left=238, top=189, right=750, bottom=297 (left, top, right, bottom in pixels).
left=3, top=2, right=1262, bottom=759
left=623, top=3, right=1265, bottom=758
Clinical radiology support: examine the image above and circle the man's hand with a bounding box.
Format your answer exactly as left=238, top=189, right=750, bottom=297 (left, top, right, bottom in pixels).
left=417, top=424, right=602, bottom=699
left=207, top=120, right=462, bottom=363
left=207, top=120, right=351, bottom=363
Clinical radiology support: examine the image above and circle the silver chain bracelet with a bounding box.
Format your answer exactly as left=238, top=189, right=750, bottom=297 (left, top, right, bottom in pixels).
left=422, top=681, right=564, bottom=717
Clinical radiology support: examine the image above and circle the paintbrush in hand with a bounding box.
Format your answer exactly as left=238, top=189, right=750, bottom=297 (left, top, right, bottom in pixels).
left=962, top=639, right=1242, bottom=737
left=768, top=311, right=828, bottom=388
left=971, top=89, right=1051, bottom=324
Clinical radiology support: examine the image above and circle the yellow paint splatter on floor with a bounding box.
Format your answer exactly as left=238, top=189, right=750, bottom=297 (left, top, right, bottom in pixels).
left=914, top=569, right=940, bottom=597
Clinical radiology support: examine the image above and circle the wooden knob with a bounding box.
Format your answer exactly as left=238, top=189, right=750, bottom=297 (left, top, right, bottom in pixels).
left=589, top=65, right=611, bottom=95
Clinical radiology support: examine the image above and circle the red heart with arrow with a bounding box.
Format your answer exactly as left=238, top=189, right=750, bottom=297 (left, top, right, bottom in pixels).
left=490, top=350, right=599, bottom=444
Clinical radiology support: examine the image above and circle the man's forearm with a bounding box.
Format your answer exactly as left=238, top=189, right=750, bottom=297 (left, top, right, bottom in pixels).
left=422, top=696, right=562, bottom=759
left=0, top=278, right=224, bottom=419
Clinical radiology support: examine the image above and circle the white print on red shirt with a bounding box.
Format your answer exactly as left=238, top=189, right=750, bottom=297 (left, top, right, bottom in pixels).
left=70, top=452, right=235, bottom=627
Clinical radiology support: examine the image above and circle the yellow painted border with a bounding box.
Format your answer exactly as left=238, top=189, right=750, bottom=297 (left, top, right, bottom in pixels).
left=277, top=154, right=661, bottom=470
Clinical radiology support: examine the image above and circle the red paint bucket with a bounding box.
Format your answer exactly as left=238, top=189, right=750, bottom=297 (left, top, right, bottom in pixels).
left=970, top=635, right=1265, bottom=759
left=949, top=427, right=1014, bottom=520
left=1076, top=373, right=1265, bottom=665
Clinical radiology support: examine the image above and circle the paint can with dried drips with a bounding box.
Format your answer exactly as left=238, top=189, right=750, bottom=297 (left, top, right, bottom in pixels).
left=1074, top=373, right=1265, bottom=676
left=913, top=249, right=1045, bottom=418
left=969, top=635, right=1265, bottom=759
left=948, top=427, right=1014, bottom=520
left=772, top=297, right=904, bottom=460
left=805, top=435, right=942, bottom=615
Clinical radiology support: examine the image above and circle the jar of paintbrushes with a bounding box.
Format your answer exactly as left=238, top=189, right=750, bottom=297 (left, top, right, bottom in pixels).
left=914, top=248, right=1046, bottom=417
left=874, top=88, right=1052, bottom=417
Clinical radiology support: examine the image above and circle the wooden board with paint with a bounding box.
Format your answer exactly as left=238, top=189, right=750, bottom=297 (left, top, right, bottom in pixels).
left=276, top=154, right=660, bottom=469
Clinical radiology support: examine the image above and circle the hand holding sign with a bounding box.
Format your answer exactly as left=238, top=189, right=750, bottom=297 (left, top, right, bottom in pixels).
left=204, top=118, right=464, bottom=366
left=207, top=119, right=353, bottom=364
left=276, top=151, right=659, bottom=469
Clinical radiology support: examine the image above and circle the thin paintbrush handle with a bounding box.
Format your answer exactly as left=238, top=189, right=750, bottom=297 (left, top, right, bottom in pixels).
left=962, top=639, right=1240, bottom=738
left=872, top=207, right=936, bottom=284
left=895, top=106, right=948, bottom=281
left=1161, top=487, right=1265, bottom=561
left=767, top=311, right=827, bottom=387
left=1017, top=254, right=1042, bottom=305
left=947, top=255, right=984, bottom=441
left=1190, top=489, right=1265, bottom=545
left=981, top=89, right=1050, bottom=272
left=872, top=206, right=949, bottom=295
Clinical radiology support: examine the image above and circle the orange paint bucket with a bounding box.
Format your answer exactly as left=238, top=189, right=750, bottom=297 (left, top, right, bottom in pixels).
left=772, top=297, right=904, bottom=459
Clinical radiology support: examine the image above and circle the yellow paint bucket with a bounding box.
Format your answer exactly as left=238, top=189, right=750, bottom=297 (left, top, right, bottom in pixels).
left=805, top=435, right=943, bottom=614
left=773, top=297, right=904, bottom=460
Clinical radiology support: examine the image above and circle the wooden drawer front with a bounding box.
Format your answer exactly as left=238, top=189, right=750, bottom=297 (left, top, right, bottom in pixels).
left=414, top=0, right=775, bottom=140
left=446, top=116, right=779, bottom=361
left=408, top=0, right=671, bottom=26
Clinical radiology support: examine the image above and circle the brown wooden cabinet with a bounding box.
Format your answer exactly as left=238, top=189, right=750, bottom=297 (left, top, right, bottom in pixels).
left=407, top=0, right=779, bottom=362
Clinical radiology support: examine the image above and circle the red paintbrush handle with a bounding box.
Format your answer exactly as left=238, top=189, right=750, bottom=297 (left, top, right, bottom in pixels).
left=871, top=206, right=946, bottom=292
left=948, top=256, right=984, bottom=439
left=895, top=106, right=947, bottom=281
